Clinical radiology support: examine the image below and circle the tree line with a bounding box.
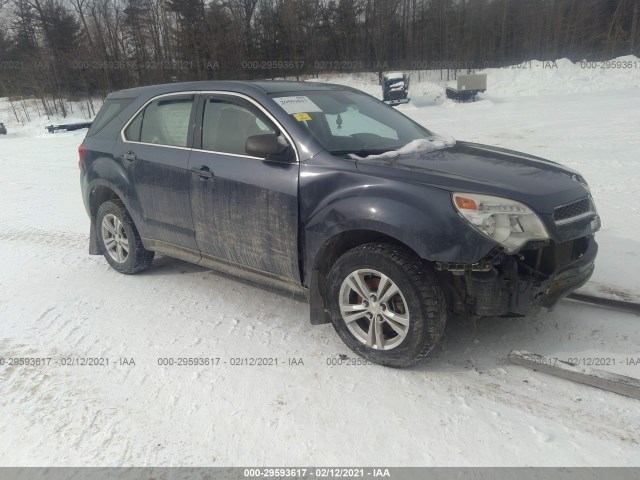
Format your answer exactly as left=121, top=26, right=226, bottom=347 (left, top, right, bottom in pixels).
left=0, top=0, right=638, bottom=104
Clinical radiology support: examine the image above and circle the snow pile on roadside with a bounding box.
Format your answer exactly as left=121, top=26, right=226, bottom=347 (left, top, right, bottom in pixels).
left=476, top=56, right=640, bottom=97
left=311, top=55, right=640, bottom=101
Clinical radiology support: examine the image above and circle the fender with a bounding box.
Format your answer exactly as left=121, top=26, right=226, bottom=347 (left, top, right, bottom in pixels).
left=303, top=185, right=496, bottom=325
left=303, top=182, right=496, bottom=283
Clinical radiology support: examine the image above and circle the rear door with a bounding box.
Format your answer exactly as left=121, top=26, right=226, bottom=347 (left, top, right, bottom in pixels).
left=116, top=93, right=199, bottom=251
left=187, top=93, right=300, bottom=281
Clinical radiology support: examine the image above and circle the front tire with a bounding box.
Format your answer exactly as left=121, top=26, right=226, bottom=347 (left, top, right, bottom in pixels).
left=326, top=243, right=447, bottom=367
left=96, top=200, right=154, bottom=274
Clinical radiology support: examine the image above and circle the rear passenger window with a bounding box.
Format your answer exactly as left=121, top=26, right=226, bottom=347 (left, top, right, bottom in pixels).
left=124, top=95, right=194, bottom=147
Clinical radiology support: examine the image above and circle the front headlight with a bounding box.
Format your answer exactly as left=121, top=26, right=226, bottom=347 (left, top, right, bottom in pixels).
left=452, top=193, right=549, bottom=253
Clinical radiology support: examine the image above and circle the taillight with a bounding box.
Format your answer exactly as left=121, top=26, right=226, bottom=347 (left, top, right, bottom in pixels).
left=78, top=143, right=85, bottom=170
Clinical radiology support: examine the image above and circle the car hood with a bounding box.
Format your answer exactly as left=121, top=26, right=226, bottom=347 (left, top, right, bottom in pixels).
left=354, top=141, right=589, bottom=214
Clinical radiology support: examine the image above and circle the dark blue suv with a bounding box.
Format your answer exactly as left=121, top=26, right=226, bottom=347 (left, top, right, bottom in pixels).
left=79, top=81, right=600, bottom=367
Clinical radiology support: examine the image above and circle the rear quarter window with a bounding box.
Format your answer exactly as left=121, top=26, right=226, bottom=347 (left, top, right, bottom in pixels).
left=87, top=98, right=134, bottom=137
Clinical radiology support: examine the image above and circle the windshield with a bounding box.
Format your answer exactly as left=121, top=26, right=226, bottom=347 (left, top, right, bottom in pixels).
left=271, top=90, right=434, bottom=156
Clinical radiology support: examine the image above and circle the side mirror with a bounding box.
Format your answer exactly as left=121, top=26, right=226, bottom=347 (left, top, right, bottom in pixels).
left=245, top=134, right=288, bottom=159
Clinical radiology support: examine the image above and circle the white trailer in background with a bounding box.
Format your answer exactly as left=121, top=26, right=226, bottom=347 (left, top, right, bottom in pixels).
left=446, top=73, right=487, bottom=101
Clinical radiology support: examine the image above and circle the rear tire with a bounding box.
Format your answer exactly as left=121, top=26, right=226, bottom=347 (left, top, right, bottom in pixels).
left=326, top=243, right=447, bottom=367
left=96, top=200, right=154, bottom=274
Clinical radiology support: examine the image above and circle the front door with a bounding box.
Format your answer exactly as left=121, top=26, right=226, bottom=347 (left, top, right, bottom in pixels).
left=187, top=93, right=300, bottom=281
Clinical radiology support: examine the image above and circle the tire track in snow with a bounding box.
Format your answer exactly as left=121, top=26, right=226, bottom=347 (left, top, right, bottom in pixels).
left=0, top=224, right=87, bottom=249
left=0, top=337, right=151, bottom=464
left=427, top=369, right=640, bottom=446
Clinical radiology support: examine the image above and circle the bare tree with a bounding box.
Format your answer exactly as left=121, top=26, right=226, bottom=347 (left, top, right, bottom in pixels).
left=1, top=0, right=638, bottom=99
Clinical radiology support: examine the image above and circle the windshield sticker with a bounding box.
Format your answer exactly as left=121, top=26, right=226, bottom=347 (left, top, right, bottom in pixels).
left=274, top=96, right=322, bottom=114
left=293, top=112, right=312, bottom=122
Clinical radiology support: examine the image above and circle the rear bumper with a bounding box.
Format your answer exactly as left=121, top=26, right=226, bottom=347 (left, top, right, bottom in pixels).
left=383, top=90, right=408, bottom=101
left=384, top=98, right=410, bottom=106
left=445, top=87, right=485, bottom=101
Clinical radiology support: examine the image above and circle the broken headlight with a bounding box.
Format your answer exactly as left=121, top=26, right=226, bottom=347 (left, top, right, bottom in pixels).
left=452, top=193, right=549, bottom=253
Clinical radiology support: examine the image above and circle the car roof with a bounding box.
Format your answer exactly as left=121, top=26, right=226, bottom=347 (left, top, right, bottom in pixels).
left=107, top=80, right=357, bottom=100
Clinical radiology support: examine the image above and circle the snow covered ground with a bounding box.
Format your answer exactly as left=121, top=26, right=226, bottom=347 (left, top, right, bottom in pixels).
left=1, top=58, right=639, bottom=466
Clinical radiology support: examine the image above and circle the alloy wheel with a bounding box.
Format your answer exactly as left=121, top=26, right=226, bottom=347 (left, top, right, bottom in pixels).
left=338, top=269, right=410, bottom=350
left=101, top=213, right=129, bottom=264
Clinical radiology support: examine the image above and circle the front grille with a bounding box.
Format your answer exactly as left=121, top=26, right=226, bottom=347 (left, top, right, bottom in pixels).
left=523, top=237, right=591, bottom=276
left=554, top=197, right=593, bottom=223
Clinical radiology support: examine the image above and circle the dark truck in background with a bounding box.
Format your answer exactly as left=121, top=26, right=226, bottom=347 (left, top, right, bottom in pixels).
left=79, top=81, right=600, bottom=367
left=382, top=73, right=410, bottom=106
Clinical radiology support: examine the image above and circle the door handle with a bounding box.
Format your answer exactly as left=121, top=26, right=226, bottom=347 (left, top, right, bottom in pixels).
left=121, top=151, right=137, bottom=162
left=191, top=166, right=214, bottom=179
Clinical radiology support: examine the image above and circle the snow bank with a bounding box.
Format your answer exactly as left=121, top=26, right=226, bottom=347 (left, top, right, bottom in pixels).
left=476, top=56, right=640, bottom=97
left=311, top=55, right=640, bottom=101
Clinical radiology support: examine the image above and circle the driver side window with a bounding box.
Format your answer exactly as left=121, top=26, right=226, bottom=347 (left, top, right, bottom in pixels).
left=202, top=99, right=275, bottom=156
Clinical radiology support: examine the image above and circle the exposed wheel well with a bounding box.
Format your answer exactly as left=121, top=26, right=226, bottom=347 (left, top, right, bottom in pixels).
left=314, top=230, right=417, bottom=278
left=310, top=230, right=424, bottom=324
left=90, top=186, right=122, bottom=219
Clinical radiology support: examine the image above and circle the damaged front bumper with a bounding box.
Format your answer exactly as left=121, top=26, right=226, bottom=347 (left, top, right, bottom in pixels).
left=537, top=240, right=596, bottom=308
left=438, top=235, right=598, bottom=317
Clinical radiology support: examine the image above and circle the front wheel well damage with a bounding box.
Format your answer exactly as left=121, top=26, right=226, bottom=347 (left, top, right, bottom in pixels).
left=309, top=230, right=428, bottom=325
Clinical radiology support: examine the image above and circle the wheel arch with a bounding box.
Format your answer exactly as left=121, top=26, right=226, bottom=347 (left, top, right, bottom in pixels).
left=83, top=151, right=141, bottom=219
left=308, top=228, right=424, bottom=325
left=86, top=179, right=140, bottom=255
left=89, top=184, right=123, bottom=219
